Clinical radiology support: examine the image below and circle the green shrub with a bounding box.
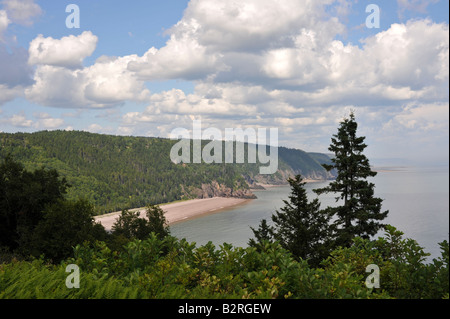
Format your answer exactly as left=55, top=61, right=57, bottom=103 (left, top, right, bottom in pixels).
left=1, top=228, right=448, bottom=299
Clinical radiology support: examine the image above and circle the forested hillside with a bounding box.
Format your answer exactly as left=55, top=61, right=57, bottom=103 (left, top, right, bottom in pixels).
left=0, top=131, right=333, bottom=214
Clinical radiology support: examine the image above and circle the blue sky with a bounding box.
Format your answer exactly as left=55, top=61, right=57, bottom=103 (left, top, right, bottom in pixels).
left=0, top=0, right=449, bottom=165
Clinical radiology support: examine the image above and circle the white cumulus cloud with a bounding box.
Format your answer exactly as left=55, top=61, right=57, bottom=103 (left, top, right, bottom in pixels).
left=28, top=31, right=98, bottom=68
left=26, top=35, right=150, bottom=108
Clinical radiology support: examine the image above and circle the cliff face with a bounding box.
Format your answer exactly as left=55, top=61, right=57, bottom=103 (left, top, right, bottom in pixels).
left=184, top=181, right=257, bottom=200
left=245, top=168, right=335, bottom=187
left=182, top=164, right=336, bottom=200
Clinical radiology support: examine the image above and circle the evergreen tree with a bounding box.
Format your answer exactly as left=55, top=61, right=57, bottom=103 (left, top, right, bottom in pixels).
left=248, top=219, right=273, bottom=249
left=314, top=112, right=388, bottom=247
left=250, top=175, right=332, bottom=266
left=145, top=205, right=170, bottom=239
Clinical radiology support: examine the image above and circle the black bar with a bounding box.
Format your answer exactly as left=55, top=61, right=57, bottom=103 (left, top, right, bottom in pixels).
left=1, top=299, right=448, bottom=317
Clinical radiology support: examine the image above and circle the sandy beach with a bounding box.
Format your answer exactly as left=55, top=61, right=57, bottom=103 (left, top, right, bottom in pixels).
left=94, top=197, right=253, bottom=231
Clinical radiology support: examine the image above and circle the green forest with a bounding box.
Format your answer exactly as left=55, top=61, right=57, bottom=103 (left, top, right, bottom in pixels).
left=0, top=130, right=333, bottom=214
left=0, top=113, right=448, bottom=299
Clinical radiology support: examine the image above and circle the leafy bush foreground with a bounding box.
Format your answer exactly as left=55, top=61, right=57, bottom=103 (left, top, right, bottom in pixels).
left=1, top=226, right=448, bottom=299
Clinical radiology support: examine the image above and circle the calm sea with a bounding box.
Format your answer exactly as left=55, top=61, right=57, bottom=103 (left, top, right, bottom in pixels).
left=171, top=166, right=449, bottom=260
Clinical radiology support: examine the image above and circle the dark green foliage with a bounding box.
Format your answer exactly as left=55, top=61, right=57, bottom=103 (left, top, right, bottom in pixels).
left=31, top=199, right=108, bottom=263
left=0, top=131, right=245, bottom=214
left=1, top=227, right=448, bottom=299
left=271, top=175, right=332, bottom=266
left=145, top=205, right=170, bottom=239
left=111, top=205, right=170, bottom=241
left=250, top=175, right=333, bottom=267
left=0, top=155, right=69, bottom=251
left=314, top=112, right=389, bottom=247
left=248, top=219, right=272, bottom=250
left=0, top=259, right=148, bottom=299
left=430, top=240, right=449, bottom=298
left=0, top=156, right=108, bottom=261
left=0, top=156, right=174, bottom=264
left=0, top=131, right=332, bottom=214
left=322, top=226, right=449, bottom=299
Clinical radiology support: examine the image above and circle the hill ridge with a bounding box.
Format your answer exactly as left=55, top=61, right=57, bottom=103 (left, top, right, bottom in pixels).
left=0, top=130, right=334, bottom=214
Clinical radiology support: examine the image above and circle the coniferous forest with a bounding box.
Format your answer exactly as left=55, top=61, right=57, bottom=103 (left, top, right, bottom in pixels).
left=0, top=114, right=448, bottom=300
left=0, top=130, right=333, bottom=214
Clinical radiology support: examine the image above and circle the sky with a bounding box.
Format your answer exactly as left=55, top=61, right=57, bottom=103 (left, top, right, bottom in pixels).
left=0, top=0, right=448, bottom=166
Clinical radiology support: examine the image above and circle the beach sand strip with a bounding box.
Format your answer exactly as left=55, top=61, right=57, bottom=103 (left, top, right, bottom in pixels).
left=94, top=197, right=252, bottom=231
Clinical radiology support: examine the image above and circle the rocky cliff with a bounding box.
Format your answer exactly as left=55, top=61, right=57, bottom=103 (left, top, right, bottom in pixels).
left=183, top=181, right=257, bottom=200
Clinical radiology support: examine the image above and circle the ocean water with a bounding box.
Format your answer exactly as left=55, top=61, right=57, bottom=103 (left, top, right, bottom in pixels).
left=171, top=166, right=449, bottom=260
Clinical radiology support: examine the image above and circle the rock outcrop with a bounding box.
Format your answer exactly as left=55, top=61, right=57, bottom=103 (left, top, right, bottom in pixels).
left=184, top=181, right=257, bottom=200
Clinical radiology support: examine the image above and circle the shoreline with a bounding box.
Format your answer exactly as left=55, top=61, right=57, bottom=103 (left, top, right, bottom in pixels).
left=254, top=179, right=326, bottom=189
left=371, top=166, right=409, bottom=172
left=94, top=179, right=327, bottom=231
left=94, top=197, right=254, bottom=231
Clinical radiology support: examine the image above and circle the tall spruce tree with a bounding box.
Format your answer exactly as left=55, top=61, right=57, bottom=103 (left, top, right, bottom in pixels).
left=250, top=175, right=332, bottom=266
left=314, top=112, right=388, bottom=247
